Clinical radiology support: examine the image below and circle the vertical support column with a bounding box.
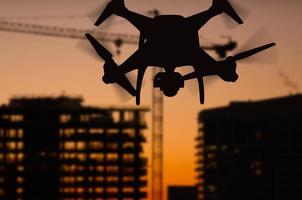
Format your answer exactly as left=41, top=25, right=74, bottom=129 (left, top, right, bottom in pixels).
left=117, top=111, right=124, bottom=200
left=103, top=128, right=108, bottom=200
left=152, top=67, right=164, bottom=200
left=134, top=112, right=141, bottom=200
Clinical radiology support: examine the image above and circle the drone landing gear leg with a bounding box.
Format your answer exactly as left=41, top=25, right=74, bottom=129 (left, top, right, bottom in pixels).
left=135, top=66, right=147, bottom=105
left=116, top=48, right=148, bottom=105
left=190, top=48, right=218, bottom=104
left=192, top=66, right=205, bottom=104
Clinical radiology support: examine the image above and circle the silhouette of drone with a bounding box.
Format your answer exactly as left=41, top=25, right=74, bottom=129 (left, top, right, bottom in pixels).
left=85, top=0, right=276, bottom=105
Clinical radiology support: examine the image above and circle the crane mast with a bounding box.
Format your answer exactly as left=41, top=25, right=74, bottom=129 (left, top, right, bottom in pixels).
left=148, top=9, right=163, bottom=200
left=152, top=67, right=164, bottom=200
left=0, top=19, right=164, bottom=200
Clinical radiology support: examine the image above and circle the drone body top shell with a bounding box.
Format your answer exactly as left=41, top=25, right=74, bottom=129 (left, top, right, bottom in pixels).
left=144, top=15, right=200, bottom=67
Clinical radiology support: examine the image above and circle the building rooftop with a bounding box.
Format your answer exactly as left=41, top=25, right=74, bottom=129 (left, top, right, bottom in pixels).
left=199, top=94, right=302, bottom=121
left=0, top=96, right=149, bottom=112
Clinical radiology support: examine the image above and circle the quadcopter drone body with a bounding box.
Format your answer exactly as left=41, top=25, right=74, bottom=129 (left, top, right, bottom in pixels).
left=86, top=0, right=276, bottom=105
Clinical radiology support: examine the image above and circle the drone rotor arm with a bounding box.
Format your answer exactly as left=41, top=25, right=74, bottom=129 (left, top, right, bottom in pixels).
left=187, top=7, right=221, bottom=30
left=119, top=48, right=147, bottom=74
left=183, top=46, right=218, bottom=81
left=183, top=71, right=199, bottom=81
left=187, top=0, right=244, bottom=30
left=182, top=70, right=216, bottom=81
left=118, top=9, right=152, bottom=34
left=115, top=74, right=136, bottom=97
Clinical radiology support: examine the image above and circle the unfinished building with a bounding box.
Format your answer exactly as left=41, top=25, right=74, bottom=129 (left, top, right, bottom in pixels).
left=0, top=96, right=148, bottom=200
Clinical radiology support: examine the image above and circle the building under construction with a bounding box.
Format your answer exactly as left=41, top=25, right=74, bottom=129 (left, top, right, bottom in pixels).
left=168, top=186, right=198, bottom=200
left=196, top=95, right=302, bottom=200
left=0, top=96, right=148, bottom=200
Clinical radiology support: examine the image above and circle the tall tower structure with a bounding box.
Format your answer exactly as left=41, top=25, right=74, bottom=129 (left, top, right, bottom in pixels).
left=152, top=69, right=164, bottom=200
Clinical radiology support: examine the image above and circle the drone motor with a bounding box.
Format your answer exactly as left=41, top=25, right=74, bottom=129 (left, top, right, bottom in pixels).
left=218, top=57, right=238, bottom=82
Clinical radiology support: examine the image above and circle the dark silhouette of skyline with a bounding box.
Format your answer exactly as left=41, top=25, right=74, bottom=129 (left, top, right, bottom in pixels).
left=0, top=0, right=300, bottom=197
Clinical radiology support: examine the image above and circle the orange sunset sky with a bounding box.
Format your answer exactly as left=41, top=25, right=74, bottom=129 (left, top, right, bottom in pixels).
left=1, top=0, right=302, bottom=199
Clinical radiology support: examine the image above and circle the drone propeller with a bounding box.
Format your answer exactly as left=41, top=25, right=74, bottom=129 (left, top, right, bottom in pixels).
left=85, top=33, right=136, bottom=96
left=86, top=0, right=116, bottom=27
left=233, top=43, right=276, bottom=61
left=178, top=27, right=277, bottom=99
left=85, top=33, right=113, bottom=60
left=234, top=29, right=279, bottom=64
left=221, top=0, right=244, bottom=24
left=76, top=34, right=136, bottom=103
left=183, top=42, right=276, bottom=82
left=94, top=0, right=116, bottom=26
left=90, top=0, right=128, bottom=26
left=76, top=33, right=111, bottom=62
left=221, top=0, right=250, bottom=29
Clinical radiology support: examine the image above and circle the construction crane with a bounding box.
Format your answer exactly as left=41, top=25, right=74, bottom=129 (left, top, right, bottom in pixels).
left=0, top=19, right=164, bottom=200
left=0, top=20, right=139, bottom=45
left=0, top=19, right=235, bottom=200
